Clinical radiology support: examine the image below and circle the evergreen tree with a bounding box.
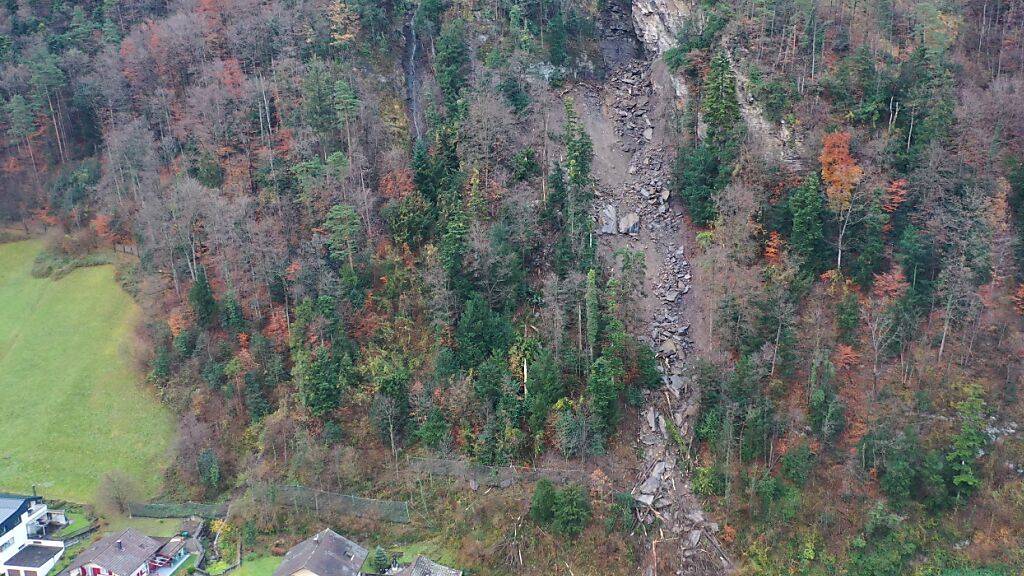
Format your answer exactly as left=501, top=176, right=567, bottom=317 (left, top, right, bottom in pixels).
left=552, top=484, right=592, bottom=537
left=5, top=95, right=34, bottom=143
left=789, top=173, right=827, bottom=270
left=702, top=52, right=741, bottom=148
left=527, top=348, right=564, bottom=431
left=673, top=143, right=722, bottom=227
left=547, top=10, right=568, bottom=66
left=302, top=57, right=335, bottom=147
left=563, top=99, right=593, bottom=191
left=370, top=546, right=389, bottom=574
left=947, top=385, right=986, bottom=504
left=584, top=268, right=600, bottom=360
left=324, top=204, right=363, bottom=273
left=293, top=347, right=352, bottom=417
left=435, top=19, right=469, bottom=110
left=333, top=78, right=359, bottom=155
left=530, top=479, right=557, bottom=524
left=587, top=356, right=620, bottom=436
left=189, top=268, right=218, bottom=327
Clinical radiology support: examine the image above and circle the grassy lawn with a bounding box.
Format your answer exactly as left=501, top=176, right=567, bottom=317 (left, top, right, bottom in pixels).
left=392, top=539, right=459, bottom=566
left=229, top=556, right=282, bottom=576
left=0, top=240, right=175, bottom=503
left=52, top=508, right=92, bottom=539
left=168, top=555, right=197, bottom=576
left=102, top=516, right=184, bottom=537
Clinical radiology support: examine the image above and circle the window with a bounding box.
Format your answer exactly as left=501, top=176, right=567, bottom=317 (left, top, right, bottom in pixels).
left=0, top=539, right=13, bottom=553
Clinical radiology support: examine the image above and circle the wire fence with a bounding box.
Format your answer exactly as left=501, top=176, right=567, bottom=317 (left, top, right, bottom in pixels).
left=129, top=501, right=229, bottom=519
left=267, top=485, right=410, bottom=523
left=407, top=456, right=587, bottom=487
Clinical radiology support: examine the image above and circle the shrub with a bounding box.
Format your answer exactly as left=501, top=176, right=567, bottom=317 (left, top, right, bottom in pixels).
left=693, top=466, right=725, bottom=496
left=552, top=484, right=591, bottom=537
left=781, top=442, right=815, bottom=487
left=530, top=479, right=557, bottom=524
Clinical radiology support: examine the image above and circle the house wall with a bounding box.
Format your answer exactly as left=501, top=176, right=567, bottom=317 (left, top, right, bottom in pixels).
left=0, top=503, right=47, bottom=567
left=76, top=560, right=149, bottom=576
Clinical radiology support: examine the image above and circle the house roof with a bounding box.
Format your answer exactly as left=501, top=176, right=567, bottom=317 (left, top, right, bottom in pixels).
left=272, top=529, right=367, bottom=576
left=66, top=529, right=162, bottom=576
left=155, top=536, right=187, bottom=558
left=0, top=494, right=40, bottom=537
left=5, top=544, right=63, bottom=568
left=393, top=556, right=462, bottom=576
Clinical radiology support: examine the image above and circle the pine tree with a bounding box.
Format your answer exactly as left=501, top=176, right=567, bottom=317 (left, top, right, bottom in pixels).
left=324, top=204, right=362, bottom=273
left=563, top=99, right=593, bottom=191
left=702, top=52, right=741, bottom=148
left=585, top=268, right=600, bottom=360
left=789, top=173, right=827, bottom=271
left=333, top=79, right=359, bottom=161
left=189, top=268, right=218, bottom=327
left=587, top=356, right=620, bottom=435
left=435, top=19, right=469, bottom=110
left=370, top=546, right=389, bottom=574
left=547, top=9, right=568, bottom=66
left=302, top=57, right=335, bottom=153
left=5, top=95, right=34, bottom=141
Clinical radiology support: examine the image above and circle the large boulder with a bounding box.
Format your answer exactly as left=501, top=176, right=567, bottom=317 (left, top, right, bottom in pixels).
left=618, top=212, right=640, bottom=234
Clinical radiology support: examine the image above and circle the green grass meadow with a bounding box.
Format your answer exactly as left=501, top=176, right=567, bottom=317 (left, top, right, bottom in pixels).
left=0, top=240, right=174, bottom=503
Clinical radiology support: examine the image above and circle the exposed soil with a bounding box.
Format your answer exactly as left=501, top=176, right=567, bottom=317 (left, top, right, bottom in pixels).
left=561, top=4, right=732, bottom=573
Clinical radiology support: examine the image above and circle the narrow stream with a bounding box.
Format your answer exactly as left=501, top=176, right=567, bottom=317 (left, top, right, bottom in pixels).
left=403, top=7, right=422, bottom=141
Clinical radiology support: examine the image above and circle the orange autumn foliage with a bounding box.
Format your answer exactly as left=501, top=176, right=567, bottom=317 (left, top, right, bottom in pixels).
left=263, top=306, right=289, bottom=349
left=91, top=214, right=115, bottom=240
left=882, top=178, right=909, bottom=213
left=820, top=132, right=863, bottom=211
left=764, top=231, right=784, bottom=264
left=379, top=169, right=415, bottom=199
left=871, top=269, right=909, bottom=301
left=1013, top=284, right=1024, bottom=316
left=834, top=344, right=861, bottom=371
left=168, top=308, right=190, bottom=337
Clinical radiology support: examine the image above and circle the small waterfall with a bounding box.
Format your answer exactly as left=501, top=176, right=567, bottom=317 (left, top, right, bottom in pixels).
left=403, top=8, right=423, bottom=141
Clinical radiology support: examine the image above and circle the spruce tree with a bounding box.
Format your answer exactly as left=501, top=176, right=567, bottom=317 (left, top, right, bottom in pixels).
left=585, top=268, right=600, bottom=360
left=789, top=174, right=827, bottom=271
left=702, top=52, right=741, bottom=148
left=189, top=268, right=218, bottom=327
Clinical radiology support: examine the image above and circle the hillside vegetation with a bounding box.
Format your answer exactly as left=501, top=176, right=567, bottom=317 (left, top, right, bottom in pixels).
left=1, top=0, right=1023, bottom=573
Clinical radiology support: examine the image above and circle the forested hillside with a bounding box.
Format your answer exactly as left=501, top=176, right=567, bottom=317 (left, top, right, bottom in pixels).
left=1, top=0, right=1023, bottom=573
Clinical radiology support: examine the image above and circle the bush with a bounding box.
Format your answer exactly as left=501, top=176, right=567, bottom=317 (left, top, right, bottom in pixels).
left=552, top=484, right=591, bottom=537
left=781, top=442, right=815, bottom=487
left=531, top=481, right=592, bottom=538
left=530, top=479, right=557, bottom=525
left=693, top=466, right=725, bottom=496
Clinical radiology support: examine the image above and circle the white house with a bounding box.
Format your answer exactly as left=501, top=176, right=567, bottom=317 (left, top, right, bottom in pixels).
left=0, top=495, right=65, bottom=576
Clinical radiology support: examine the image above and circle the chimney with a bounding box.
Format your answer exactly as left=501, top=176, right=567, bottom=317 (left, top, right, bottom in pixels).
left=116, top=540, right=123, bottom=551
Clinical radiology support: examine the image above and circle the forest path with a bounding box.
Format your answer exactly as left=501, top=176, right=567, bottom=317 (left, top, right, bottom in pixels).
left=568, top=24, right=732, bottom=575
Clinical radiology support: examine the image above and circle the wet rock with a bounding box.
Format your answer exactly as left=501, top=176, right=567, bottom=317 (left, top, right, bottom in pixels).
left=600, top=204, right=618, bottom=234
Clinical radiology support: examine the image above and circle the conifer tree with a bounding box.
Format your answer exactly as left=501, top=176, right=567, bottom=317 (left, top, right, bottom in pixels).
left=789, top=173, right=827, bottom=270
left=189, top=268, right=218, bottom=327
left=702, top=52, right=741, bottom=148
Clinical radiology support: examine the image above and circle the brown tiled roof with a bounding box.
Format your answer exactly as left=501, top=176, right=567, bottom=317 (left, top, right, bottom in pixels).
left=271, top=529, right=367, bottom=576
left=393, top=556, right=462, bottom=576
left=66, top=529, right=161, bottom=576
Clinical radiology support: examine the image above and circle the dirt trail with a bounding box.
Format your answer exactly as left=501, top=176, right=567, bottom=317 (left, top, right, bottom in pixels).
left=568, top=14, right=732, bottom=573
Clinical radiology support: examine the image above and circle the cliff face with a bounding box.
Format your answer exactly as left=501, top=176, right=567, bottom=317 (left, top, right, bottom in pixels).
left=630, top=0, right=695, bottom=55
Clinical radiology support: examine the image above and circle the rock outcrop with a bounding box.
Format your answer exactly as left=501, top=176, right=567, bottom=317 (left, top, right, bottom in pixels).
left=631, top=0, right=696, bottom=55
